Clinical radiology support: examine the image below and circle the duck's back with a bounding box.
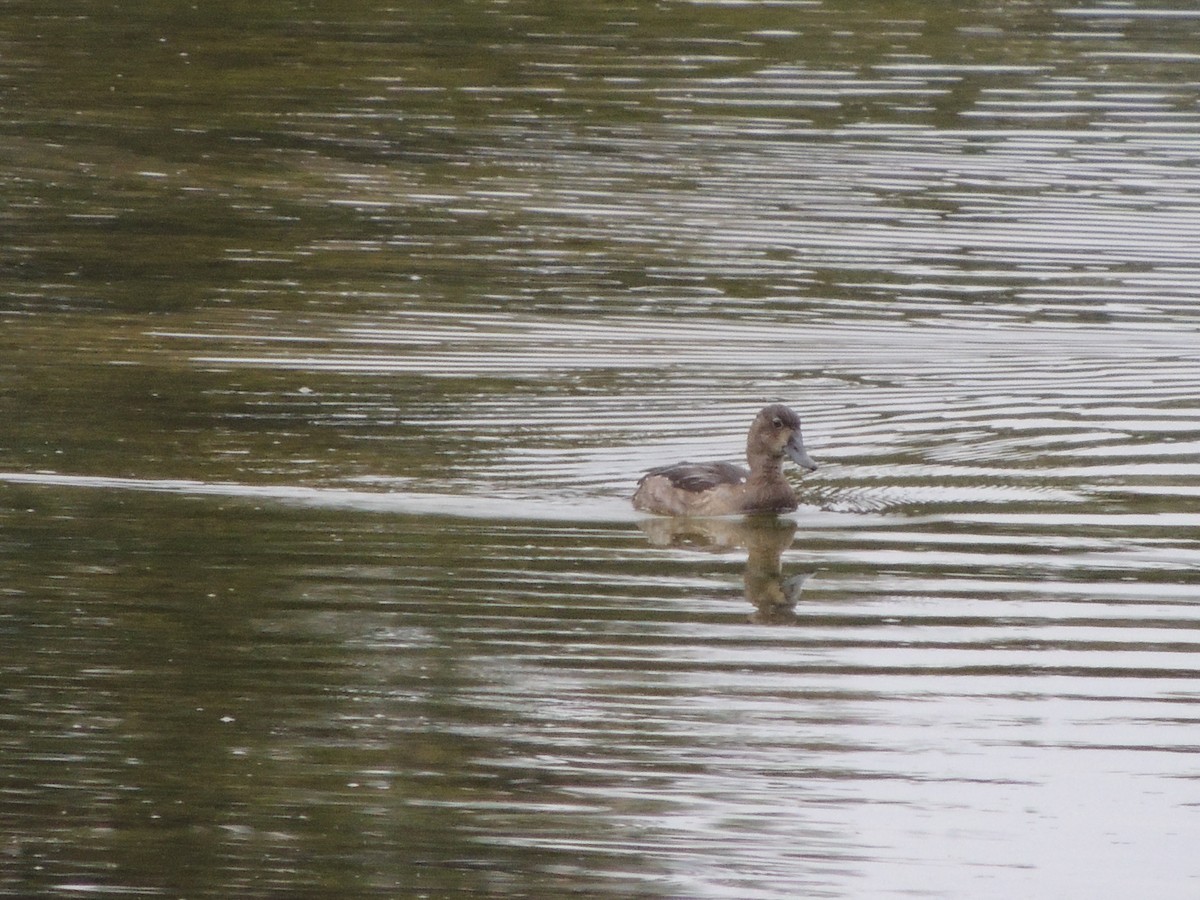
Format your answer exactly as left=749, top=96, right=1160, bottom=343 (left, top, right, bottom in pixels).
left=640, top=461, right=748, bottom=492
left=632, top=461, right=749, bottom=516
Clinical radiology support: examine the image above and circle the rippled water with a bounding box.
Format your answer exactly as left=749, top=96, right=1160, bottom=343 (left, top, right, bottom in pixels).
left=4, top=2, right=1200, bottom=898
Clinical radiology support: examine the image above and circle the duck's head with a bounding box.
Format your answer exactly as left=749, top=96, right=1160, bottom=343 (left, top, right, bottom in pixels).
left=749, top=404, right=818, bottom=472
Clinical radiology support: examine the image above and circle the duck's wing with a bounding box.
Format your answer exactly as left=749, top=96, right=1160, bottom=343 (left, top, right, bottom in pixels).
left=639, top=461, right=748, bottom=493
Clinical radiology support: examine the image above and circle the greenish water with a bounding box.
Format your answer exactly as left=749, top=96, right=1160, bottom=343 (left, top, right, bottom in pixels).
left=4, top=2, right=1200, bottom=898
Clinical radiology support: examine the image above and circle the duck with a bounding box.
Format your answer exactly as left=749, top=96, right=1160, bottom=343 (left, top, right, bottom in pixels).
left=632, top=404, right=818, bottom=516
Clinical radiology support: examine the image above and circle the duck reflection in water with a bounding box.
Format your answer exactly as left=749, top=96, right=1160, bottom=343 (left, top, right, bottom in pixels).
left=639, top=515, right=814, bottom=624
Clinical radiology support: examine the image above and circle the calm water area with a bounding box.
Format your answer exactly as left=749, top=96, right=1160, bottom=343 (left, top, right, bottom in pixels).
left=4, top=1, right=1200, bottom=897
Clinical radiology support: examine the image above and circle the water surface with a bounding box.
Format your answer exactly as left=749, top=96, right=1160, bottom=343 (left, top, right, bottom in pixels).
left=3, top=1, right=1200, bottom=897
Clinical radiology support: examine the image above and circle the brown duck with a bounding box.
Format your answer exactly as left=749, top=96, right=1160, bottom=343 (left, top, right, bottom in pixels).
left=632, top=404, right=818, bottom=516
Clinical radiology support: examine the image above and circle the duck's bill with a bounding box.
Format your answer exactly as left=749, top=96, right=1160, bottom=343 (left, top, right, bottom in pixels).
left=785, top=439, right=818, bottom=472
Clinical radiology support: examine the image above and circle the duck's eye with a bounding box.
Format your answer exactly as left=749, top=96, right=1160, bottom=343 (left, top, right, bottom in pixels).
left=771, top=417, right=783, bottom=429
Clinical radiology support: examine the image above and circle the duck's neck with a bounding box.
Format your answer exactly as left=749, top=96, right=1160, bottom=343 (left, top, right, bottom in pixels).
left=746, top=450, right=785, bottom=482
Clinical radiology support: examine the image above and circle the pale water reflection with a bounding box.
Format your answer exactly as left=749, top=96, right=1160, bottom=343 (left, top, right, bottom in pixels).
left=4, top=0, right=1200, bottom=898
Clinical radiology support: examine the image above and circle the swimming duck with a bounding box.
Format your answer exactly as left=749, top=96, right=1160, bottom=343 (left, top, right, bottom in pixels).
left=632, top=404, right=818, bottom=516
